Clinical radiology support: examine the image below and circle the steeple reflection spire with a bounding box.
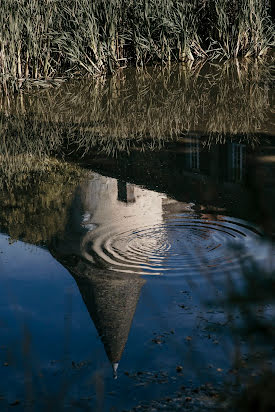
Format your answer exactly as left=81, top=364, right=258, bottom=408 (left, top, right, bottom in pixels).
left=60, top=257, right=145, bottom=377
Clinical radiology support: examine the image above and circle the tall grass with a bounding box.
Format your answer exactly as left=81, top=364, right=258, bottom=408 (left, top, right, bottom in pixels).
left=210, top=0, right=274, bottom=58
left=0, top=0, right=274, bottom=93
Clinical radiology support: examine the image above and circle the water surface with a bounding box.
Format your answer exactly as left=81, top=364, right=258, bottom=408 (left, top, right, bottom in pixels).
left=0, top=59, right=274, bottom=410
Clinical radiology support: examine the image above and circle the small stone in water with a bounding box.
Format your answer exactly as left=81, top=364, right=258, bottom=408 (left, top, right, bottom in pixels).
left=176, top=365, right=183, bottom=373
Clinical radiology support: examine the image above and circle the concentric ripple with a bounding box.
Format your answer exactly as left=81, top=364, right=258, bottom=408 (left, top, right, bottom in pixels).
left=84, top=213, right=262, bottom=275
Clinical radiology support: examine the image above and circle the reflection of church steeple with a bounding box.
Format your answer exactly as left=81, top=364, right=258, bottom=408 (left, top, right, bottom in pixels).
left=57, top=257, right=145, bottom=378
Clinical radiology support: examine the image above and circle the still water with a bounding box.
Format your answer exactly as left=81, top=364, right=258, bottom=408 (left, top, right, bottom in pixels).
left=0, top=60, right=274, bottom=410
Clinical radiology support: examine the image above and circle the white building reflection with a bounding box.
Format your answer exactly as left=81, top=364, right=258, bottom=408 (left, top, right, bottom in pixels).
left=51, top=173, right=169, bottom=377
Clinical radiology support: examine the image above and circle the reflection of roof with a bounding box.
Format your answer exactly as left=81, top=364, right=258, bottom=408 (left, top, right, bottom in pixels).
left=60, top=257, right=145, bottom=369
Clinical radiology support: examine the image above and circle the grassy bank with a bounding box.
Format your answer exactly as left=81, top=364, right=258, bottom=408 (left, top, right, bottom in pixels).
left=0, top=0, right=274, bottom=92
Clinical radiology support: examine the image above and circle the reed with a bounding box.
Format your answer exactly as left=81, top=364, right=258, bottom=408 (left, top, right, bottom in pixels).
left=0, top=0, right=274, bottom=93
left=209, top=0, right=274, bottom=58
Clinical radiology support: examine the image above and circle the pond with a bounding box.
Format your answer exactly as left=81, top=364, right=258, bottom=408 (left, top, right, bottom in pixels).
left=0, top=59, right=274, bottom=411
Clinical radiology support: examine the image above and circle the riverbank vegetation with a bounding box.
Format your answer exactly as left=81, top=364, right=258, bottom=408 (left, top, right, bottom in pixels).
left=0, top=0, right=274, bottom=93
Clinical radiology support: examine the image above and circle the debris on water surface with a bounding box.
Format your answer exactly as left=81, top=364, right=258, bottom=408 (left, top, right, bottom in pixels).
left=126, top=382, right=224, bottom=411
left=9, top=400, right=20, bottom=406
left=72, top=360, right=90, bottom=369
left=124, top=370, right=169, bottom=385
left=152, top=336, right=165, bottom=344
